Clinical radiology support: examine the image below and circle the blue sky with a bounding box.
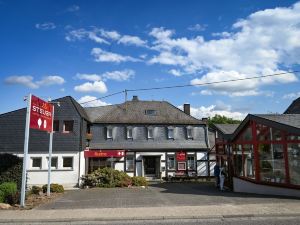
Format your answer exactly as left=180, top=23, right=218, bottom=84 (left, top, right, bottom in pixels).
left=1, top=0, right=300, bottom=119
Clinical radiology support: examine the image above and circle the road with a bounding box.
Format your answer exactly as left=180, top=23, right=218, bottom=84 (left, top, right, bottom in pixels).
left=3, top=216, right=300, bottom=225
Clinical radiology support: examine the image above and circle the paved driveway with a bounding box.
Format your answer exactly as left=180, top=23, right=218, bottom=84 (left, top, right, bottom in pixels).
left=37, top=182, right=300, bottom=210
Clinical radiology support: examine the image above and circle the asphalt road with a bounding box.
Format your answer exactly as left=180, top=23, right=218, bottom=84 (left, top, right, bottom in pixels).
left=38, top=182, right=300, bottom=210
left=3, top=216, right=300, bottom=225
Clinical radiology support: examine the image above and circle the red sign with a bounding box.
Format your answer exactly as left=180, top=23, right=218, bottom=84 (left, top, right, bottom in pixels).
left=176, top=151, right=186, bottom=161
left=84, top=150, right=125, bottom=158
left=29, top=95, right=53, bottom=132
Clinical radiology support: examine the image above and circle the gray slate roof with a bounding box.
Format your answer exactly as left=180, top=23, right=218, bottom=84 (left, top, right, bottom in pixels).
left=85, top=100, right=204, bottom=125
left=253, top=114, right=300, bottom=129
left=213, top=124, right=239, bottom=135
left=284, top=97, right=300, bottom=114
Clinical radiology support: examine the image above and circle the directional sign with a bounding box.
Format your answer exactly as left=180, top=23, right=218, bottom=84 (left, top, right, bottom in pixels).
left=29, top=95, right=53, bottom=132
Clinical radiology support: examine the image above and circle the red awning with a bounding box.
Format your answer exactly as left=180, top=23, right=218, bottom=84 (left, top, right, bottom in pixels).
left=84, top=150, right=125, bottom=158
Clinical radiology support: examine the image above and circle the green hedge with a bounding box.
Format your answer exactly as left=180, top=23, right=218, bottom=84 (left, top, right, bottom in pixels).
left=0, top=182, right=18, bottom=205
left=0, top=190, right=4, bottom=203
left=0, top=154, right=22, bottom=190
left=42, top=184, right=64, bottom=193
left=132, top=176, right=148, bottom=186
left=31, top=186, right=42, bottom=195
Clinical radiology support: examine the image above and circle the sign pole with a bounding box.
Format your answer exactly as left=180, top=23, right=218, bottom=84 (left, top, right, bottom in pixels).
left=47, top=104, right=54, bottom=196
left=20, top=94, right=32, bottom=208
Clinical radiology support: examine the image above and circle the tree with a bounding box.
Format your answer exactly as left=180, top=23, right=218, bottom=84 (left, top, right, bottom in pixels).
left=208, top=114, right=241, bottom=127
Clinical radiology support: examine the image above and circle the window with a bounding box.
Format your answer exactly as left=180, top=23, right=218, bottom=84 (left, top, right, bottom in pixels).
left=187, top=156, right=195, bottom=170
left=31, top=157, right=42, bottom=169
left=145, top=109, right=157, bottom=116
left=234, top=144, right=243, bottom=176
left=106, top=127, right=113, bottom=139
left=243, top=144, right=255, bottom=179
left=167, top=155, right=176, bottom=170
left=53, top=120, right=59, bottom=132
left=259, top=144, right=286, bottom=183
left=168, top=127, right=174, bottom=139
left=47, top=157, right=58, bottom=169
left=63, top=120, right=74, bottom=133
left=148, top=127, right=154, bottom=139
left=288, top=143, right=300, bottom=185
left=187, top=127, right=193, bottom=139
left=125, top=156, right=134, bottom=171
left=63, top=157, right=73, bottom=168
left=127, top=127, right=133, bottom=139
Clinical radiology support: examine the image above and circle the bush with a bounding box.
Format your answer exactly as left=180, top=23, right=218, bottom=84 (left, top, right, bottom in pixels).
left=0, top=182, right=18, bottom=204
left=0, top=154, right=22, bottom=190
left=132, top=176, right=148, bottom=186
left=81, top=167, right=132, bottom=188
left=42, top=184, right=64, bottom=193
left=31, top=186, right=42, bottom=195
left=0, top=190, right=4, bottom=203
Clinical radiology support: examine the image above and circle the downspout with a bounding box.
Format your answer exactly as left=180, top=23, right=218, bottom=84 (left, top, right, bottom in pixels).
left=205, top=124, right=211, bottom=178
left=78, top=118, right=83, bottom=187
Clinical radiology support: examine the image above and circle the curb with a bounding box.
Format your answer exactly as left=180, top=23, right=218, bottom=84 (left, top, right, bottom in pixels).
left=1, top=213, right=300, bottom=223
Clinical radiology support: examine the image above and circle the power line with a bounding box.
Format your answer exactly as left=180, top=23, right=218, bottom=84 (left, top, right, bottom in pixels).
left=79, top=70, right=300, bottom=105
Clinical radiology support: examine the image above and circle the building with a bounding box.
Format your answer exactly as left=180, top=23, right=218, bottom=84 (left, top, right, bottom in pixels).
left=213, top=106, right=300, bottom=196
left=0, top=95, right=214, bottom=187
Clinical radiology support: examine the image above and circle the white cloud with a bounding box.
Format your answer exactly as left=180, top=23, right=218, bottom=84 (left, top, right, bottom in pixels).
left=36, top=76, right=65, bottom=86
left=67, top=5, right=80, bottom=12
left=148, top=3, right=300, bottom=96
left=282, top=92, right=300, bottom=99
left=35, top=22, right=56, bottom=30
left=65, top=29, right=109, bottom=44
left=179, top=105, right=246, bottom=120
left=74, top=81, right=107, bottom=93
left=168, top=69, right=184, bottom=77
left=4, top=76, right=38, bottom=89
left=118, top=35, right=147, bottom=47
left=91, top=48, right=140, bottom=63
left=188, top=24, right=207, bottom=32
left=4, top=75, right=65, bottom=89
left=78, top=95, right=110, bottom=107
left=102, top=69, right=135, bottom=81
left=76, top=73, right=101, bottom=82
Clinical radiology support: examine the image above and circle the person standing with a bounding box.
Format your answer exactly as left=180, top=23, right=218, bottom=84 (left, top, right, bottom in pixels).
left=213, top=163, right=220, bottom=187
left=219, top=167, right=226, bottom=191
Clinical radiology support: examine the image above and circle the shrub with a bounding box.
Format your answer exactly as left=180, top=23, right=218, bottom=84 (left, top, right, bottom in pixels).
left=0, top=182, right=18, bottom=204
left=0, top=190, right=4, bottom=203
left=42, top=184, right=64, bottom=193
left=132, top=176, right=148, bottom=186
left=31, top=186, right=42, bottom=195
left=81, top=167, right=132, bottom=188
left=0, top=154, right=22, bottom=190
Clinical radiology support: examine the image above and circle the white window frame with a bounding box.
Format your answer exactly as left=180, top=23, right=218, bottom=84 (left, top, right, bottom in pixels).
left=148, top=127, right=154, bottom=139
left=187, top=126, right=193, bottom=139
left=47, top=156, right=58, bottom=169
left=31, top=157, right=42, bottom=169
left=167, top=155, right=176, bottom=170
left=187, top=155, right=196, bottom=170
left=125, top=155, right=135, bottom=171
left=127, top=127, right=133, bottom=139
left=106, top=127, right=113, bottom=139
left=63, top=120, right=74, bottom=133
left=62, top=157, right=73, bottom=169
left=168, top=127, right=174, bottom=139
left=177, top=162, right=186, bottom=171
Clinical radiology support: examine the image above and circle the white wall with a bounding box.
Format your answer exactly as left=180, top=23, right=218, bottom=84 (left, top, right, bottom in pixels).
left=17, top=152, right=81, bottom=188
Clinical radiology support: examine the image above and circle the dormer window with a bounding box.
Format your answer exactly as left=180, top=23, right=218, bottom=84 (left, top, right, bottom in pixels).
left=127, top=127, right=133, bottom=139
left=106, top=127, right=113, bottom=139
left=168, top=127, right=174, bottom=139
left=187, top=127, right=193, bottom=139
left=145, top=109, right=157, bottom=116
left=148, top=127, right=154, bottom=139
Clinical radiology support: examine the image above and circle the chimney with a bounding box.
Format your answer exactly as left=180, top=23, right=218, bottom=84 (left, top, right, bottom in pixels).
left=183, top=103, right=190, bottom=115
left=132, top=96, right=139, bottom=101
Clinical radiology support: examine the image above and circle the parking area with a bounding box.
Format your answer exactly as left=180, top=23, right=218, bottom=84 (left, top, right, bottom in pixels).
left=37, top=182, right=300, bottom=210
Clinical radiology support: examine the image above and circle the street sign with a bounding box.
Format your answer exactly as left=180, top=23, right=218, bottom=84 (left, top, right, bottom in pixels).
left=30, top=95, right=53, bottom=132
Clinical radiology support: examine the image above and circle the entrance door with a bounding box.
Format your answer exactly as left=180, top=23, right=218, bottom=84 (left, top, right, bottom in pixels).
left=144, top=156, right=156, bottom=175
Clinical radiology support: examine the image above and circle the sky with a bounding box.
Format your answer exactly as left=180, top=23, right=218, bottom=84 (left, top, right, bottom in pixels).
left=1, top=0, right=300, bottom=120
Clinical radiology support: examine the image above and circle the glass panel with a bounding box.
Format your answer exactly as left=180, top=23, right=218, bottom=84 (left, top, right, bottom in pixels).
left=47, top=157, right=58, bottom=169
left=256, top=124, right=271, bottom=141
left=242, top=127, right=252, bottom=141
left=167, top=155, right=176, bottom=170
left=32, top=158, right=42, bottom=168
left=53, top=120, right=59, bottom=132
left=168, top=128, right=174, bottom=139
left=63, top=121, right=73, bottom=132
left=259, top=144, right=286, bottom=183
left=107, top=128, right=113, bottom=138
left=288, top=143, right=300, bottom=185
left=127, top=127, right=133, bottom=139
left=187, top=156, right=195, bottom=170
left=272, top=128, right=282, bottom=141
left=243, top=144, right=255, bottom=179
left=63, top=157, right=73, bottom=168
left=148, top=128, right=153, bottom=139
left=187, top=128, right=193, bottom=139
left=234, top=145, right=243, bottom=176
left=126, top=156, right=134, bottom=171
left=287, top=134, right=300, bottom=141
